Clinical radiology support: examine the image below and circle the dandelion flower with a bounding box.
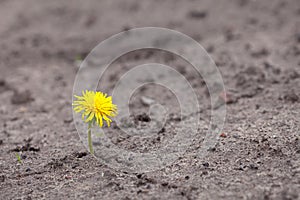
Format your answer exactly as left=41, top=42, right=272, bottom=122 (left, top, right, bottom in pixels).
left=73, top=90, right=117, bottom=127
left=72, top=90, right=117, bottom=154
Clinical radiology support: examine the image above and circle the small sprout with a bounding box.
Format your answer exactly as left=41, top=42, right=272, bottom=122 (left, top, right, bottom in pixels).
left=15, top=152, right=22, bottom=164
left=73, top=90, right=117, bottom=154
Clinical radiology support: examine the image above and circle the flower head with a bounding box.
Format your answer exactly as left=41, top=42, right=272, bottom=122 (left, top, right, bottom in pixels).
left=73, top=90, right=117, bottom=127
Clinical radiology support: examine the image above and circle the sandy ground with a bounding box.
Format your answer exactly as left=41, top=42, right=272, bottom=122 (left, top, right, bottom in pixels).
left=0, top=0, right=300, bottom=199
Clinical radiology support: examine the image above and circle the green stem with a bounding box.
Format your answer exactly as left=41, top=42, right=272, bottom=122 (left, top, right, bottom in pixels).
left=88, top=122, right=94, bottom=155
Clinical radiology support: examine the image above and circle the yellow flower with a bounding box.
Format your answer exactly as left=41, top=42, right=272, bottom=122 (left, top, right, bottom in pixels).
left=73, top=90, right=117, bottom=127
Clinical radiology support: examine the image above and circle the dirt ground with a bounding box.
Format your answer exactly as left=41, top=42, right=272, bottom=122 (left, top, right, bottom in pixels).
left=0, top=0, right=300, bottom=199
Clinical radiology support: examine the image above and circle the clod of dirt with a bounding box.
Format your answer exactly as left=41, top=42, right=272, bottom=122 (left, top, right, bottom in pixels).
left=168, top=113, right=181, bottom=122
left=240, top=86, right=264, bottom=98
left=236, top=165, right=246, bottom=171
left=11, top=90, right=34, bottom=105
left=135, top=113, right=151, bottom=122
left=73, top=151, right=87, bottom=158
left=251, top=47, right=269, bottom=58
left=201, top=171, right=209, bottom=176
left=244, top=66, right=265, bottom=78
left=11, top=138, right=40, bottom=152
left=249, top=163, right=258, bottom=170
left=207, top=147, right=216, bottom=152
left=12, top=144, right=40, bottom=152
left=63, top=117, right=73, bottom=123
left=187, top=10, right=207, bottom=19
left=224, top=28, right=240, bottom=41
left=0, top=79, right=9, bottom=93
left=47, top=159, right=64, bottom=170
left=136, top=173, right=143, bottom=179
left=161, top=182, right=169, bottom=187
left=285, top=69, right=300, bottom=82
left=263, top=62, right=281, bottom=75
left=235, top=66, right=266, bottom=98
left=236, top=66, right=266, bottom=86
left=0, top=175, right=5, bottom=183
left=72, top=163, right=79, bottom=169
left=202, top=162, right=209, bottom=167
left=282, top=91, right=299, bottom=103
left=158, top=127, right=165, bottom=134
left=21, top=154, right=27, bottom=159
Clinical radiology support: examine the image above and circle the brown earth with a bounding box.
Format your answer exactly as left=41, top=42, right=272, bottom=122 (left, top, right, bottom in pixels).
left=0, top=0, right=300, bottom=199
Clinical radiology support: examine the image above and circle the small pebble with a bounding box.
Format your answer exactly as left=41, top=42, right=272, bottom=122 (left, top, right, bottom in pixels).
left=202, top=162, right=209, bottom=167
left=140, top=96, right=155, bottom=106
left=136, top=174, right=143, bottom=179
left=249, top=163, right=258, bottom=170
left=220, top=133, right=227, bottom=138
left=188, top=10, right=207, bottom=19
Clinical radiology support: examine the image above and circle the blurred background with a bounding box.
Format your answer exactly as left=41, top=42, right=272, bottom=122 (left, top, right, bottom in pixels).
left=0, top=0, right=299, bottom=199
